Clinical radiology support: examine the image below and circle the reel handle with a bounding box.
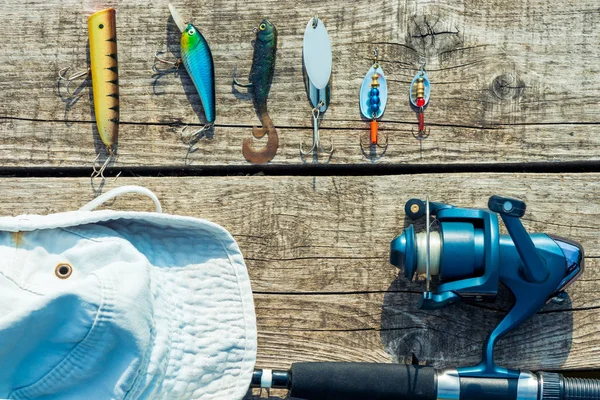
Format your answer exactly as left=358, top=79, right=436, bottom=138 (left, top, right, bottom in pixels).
left=488, top=195, right=548, bottom=283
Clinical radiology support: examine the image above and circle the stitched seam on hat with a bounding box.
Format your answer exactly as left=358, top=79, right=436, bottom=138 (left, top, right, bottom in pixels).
left=208, top=230, right=252, bottom=396
left=60, top=226, right=128, bottom=244
left=0, top=268, right=43, bottom=296
left=156, top=268, right=176, bottom=396
left=0, top=236, right=43, bottom=296
left=10, top=273, right=107, bottom=399
left=124, top=265, right=162, bottom=400
left=161, top=271, right=174, bottom=396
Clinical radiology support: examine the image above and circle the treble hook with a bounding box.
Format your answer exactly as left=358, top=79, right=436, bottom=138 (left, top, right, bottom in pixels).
left=152, top=51, right=181, bottom=73
left=91, top=151, right=120, bottom=182
left=412, top=105, right=431, bottom=141
left=360, top=123, right=389, bottom=149
left=300, top=103, right=334, bottom=156
left=58, top=66, right=90, bottom=96
left=412, top=128, right=431, bottom=140
left=180, top=123, right=213, bottom=144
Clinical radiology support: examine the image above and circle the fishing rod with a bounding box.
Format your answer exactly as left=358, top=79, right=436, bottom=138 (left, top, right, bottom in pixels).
left=252, top=196, right=600, bottom=399
left=251, top=363, right=599, bottom=400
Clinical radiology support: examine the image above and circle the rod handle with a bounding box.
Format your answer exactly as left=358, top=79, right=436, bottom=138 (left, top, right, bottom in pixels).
left=289, top=362, right=436, bottom=400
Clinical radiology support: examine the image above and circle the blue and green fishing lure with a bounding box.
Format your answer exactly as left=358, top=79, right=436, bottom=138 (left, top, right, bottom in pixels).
left=169, top=3, right=215, bottom=125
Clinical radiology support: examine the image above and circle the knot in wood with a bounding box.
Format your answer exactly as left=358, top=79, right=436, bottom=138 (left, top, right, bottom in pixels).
left=407, top=13, right=462, bottom=57
left=491, top=74, right=525, bottom=100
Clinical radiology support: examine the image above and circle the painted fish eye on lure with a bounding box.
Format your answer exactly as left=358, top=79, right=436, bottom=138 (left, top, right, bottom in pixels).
left=187, top=27, right=196, bottom=36
left=259, top=23, right=266, bottom=30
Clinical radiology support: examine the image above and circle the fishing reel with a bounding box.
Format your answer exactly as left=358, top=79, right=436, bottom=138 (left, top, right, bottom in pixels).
left=251, top=196, right=590, bottom=399
left=390, top=195, right=584, bottom=378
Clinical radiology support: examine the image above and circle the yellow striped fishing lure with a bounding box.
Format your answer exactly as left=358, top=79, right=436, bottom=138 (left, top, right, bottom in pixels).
left=88, top=8, right=119, bottom=159
left=58, top=8, right=119, bottom=179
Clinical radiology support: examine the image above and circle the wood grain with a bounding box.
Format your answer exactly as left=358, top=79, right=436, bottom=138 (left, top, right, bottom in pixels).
left=0, top=173, right=597, bottom=373
left=0, top=0, right=599, bottom=166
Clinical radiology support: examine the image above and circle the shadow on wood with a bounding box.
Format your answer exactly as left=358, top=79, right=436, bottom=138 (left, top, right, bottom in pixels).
left=380, top=211, right=574, bottom=369
left=380, top=268, right=574, bottom=371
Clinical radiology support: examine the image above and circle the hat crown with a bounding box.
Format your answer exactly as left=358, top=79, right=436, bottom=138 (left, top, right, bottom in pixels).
left=0, top=210, right=256, bottom=400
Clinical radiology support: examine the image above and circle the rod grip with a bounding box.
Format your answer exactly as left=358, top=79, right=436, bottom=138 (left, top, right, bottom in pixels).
left=538, top=372, right=600, bottom=400
left=289, top=362, right=436, bottom=400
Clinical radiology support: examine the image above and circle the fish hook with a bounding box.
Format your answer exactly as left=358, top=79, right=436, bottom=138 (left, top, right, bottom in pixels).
left=58, top=66, right=90, bottom=97
left=300, top=104, right=334, bottom=156
left=232, top=67, right=253, bottom=88
left=91, top=150, right=120, bottom=182
left=412, top=127, right=431, bottom=140
left=360, top=131, right=389, bottom=150
left=412, top=105, right=430, bottom=140
left=152, top=51, right=181, bottom=73
left=180, top=123, right=213, bottom=145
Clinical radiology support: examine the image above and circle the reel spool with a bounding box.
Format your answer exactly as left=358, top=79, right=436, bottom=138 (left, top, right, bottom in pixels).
left=393, top=198, right=486, bottom=289
left=391, top=197, right=499, bottom=309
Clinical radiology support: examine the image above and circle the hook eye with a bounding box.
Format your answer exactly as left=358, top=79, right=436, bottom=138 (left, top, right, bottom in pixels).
left=419, top=55, right=427, bottom=70
left=252, top=27, right=258, bottom=34
left=312, top=15, right=319, bottom=28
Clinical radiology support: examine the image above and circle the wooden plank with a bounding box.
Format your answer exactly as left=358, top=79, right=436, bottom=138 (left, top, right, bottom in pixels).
left=0, top=0, right=599, bottom=166
left=1, top=118, right=597, bottom=167
left=0, top=173, right=597, bottom=373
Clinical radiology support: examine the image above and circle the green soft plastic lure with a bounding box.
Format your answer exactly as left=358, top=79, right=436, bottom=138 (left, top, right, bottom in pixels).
left=233, top=19, right=278, bottom=164
left=169, top=4, right=215, bottom=125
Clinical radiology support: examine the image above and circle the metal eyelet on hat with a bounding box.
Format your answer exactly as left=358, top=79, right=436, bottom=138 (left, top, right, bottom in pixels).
left=55, top=263, right=73, bottom=279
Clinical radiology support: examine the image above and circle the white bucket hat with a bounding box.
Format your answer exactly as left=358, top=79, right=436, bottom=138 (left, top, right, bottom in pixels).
left=0, top=186, right=257, bottom=400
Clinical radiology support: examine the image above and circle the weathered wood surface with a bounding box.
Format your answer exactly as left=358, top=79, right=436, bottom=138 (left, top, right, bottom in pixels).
left=0, top=173, right=598, bottom=374
left=0, top=0, right=599, bottom=166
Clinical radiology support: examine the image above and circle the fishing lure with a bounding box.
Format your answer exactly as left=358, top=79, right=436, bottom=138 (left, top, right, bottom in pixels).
left=154, top=4, right=215, bottom=139
left=89, top=8, right=119, bottom=175
left=233, top=19, right=278, bottom=164
left=410, top=57, right=431, bottom=149
left=359, top=48, right=388, bottom=153
left=58, top=8, right=119, bottom=179
left=300, top=15, right=333, bottom=158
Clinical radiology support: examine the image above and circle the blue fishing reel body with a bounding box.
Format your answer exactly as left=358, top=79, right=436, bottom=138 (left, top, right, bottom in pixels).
left=390, top=196, right=584, bottom=379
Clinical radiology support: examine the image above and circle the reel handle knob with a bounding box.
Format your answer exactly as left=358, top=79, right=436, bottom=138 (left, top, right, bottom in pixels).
left=488, top=196, right=526, bottom=218
left=404, top=199, right=426, bottom=220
